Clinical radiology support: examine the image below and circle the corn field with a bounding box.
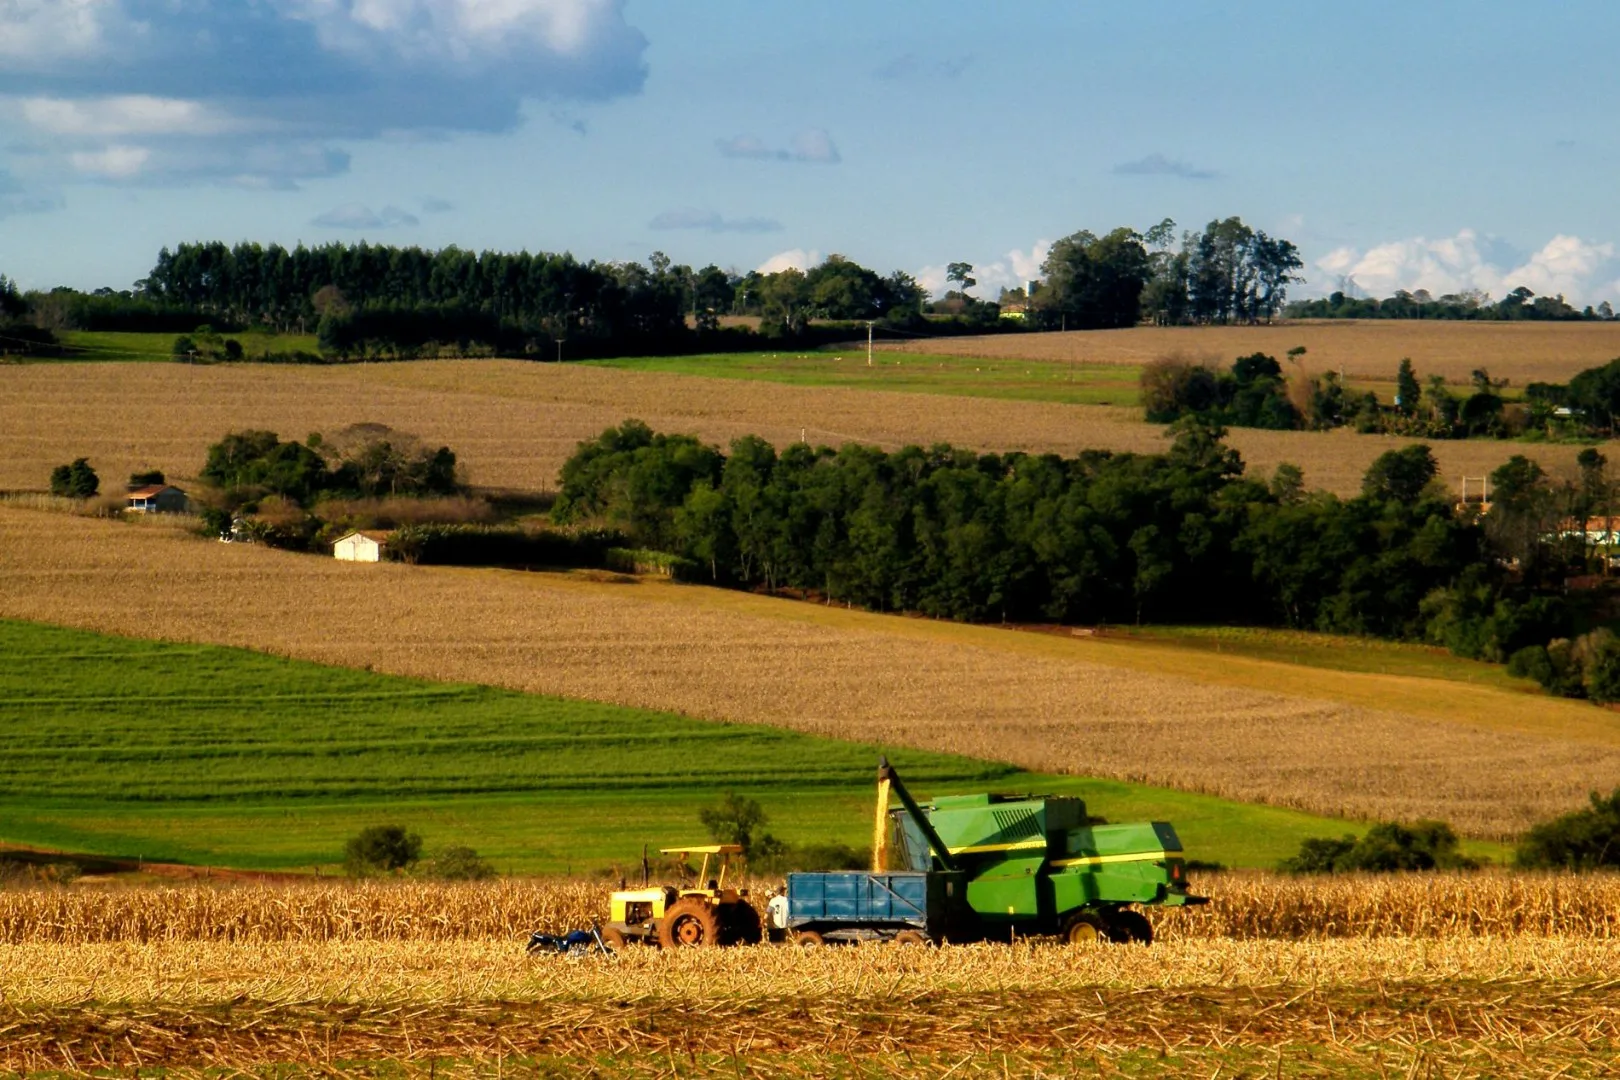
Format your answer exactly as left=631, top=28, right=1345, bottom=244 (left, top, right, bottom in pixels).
left=3, top=873, right=1619, bottom=944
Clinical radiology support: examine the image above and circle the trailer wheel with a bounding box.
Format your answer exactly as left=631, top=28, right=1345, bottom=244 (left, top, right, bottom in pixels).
left=659, top=899, right=721, bottom=949
left=1106, top=909, right=1154, bottom=945
left=891, top=930, right=930, bottom=946
left=1059, top=912, right=1106, bottom=945
left=794, top=930, right=826, bottom=947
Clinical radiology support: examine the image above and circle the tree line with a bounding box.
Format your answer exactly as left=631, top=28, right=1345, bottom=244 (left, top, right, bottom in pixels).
left=1146, top=350, right=1620, bottom=441
left=1287, top=287, right=1613, bottom=322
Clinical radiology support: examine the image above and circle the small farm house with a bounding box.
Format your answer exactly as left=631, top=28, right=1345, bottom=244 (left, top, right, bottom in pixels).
left=333, top=530, right=391, bottom=562
left=126, top=485, right=188, bottom=513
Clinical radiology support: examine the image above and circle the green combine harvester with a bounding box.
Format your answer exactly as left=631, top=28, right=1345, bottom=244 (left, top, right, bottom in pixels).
left=771, top=757, right=1206, bottom=945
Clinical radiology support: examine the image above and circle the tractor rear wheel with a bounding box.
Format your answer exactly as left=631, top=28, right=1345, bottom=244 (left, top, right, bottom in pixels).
left=1106, top=909, right=1154, bottom=945
left=1059, top=912, right=1106, bottom=945
left=659, top=899, right=721, bottom=949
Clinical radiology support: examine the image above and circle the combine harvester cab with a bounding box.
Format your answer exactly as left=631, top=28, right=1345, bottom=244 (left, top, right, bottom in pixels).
left=780, top=758, right=1204, bottom=945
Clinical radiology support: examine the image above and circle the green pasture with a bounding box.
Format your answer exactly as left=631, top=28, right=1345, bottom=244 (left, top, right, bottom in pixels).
left=584, top=351, right=1143, bottom=406
left=0, top=619, right=1419, bottom=873
left=53, top=330, right=319, bottom=363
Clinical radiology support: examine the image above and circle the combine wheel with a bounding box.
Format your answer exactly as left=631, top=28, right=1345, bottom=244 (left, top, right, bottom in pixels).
left=723, top=903, right=764, bottom=946
left=1058, top=912, right=1107, bottom=945
left=1106, top=909, right=1154, bottom=946
left=659, top=899, right=722, bottom=949
left=794, top=930, right=826, bottom=947
left=891, top=930, right=930, bottom=946
left=600, top=926, right=629, bottom=951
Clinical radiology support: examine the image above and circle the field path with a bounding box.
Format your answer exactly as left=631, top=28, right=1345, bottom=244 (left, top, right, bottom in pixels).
left=2, top=507, right=1613, bottom=837
left=0, top=360, right=1605, bottom=497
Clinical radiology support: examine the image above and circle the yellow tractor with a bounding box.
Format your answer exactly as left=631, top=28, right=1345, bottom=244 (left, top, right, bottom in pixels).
left=604, top=844, right=762, bottom=949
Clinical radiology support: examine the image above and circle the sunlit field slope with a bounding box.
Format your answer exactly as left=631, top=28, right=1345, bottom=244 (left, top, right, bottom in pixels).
left=1, top=507, right=1612, bottom=839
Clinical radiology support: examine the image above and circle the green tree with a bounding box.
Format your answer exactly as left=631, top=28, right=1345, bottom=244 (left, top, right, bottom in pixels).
left=1038, top=227, right=1151, bottom=330
left=1361, top=445, right=1438, bottom=503
left=945, top=262, right=976, bottom=296
left=1395, top=358, right=1422, bottom=416
left=1517, top=790, right=1620, bottom=870
left=698, top=792, right=782, bottom=858
left=49, top=458, right=99, bottom=498
left=344, top=824, right=423, bottom=875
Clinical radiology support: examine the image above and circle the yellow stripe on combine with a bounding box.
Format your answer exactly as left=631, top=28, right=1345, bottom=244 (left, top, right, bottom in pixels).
left=1050, top=850, right=1180, bottom=869
left=945, top=839, right=1048, bottom=855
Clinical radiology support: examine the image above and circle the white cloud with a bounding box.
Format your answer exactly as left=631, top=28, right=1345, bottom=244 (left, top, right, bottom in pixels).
left=13, top=96, right=243, bottom=137
left=922, top=241, right=1050, bottom=299
left=0, top=0, right=120, bottom=66
left=69, top=144, right=149, bottom=178
left=311, top=202, right=420, bottom=229
left=280, top=0, right=618, bottom=64
left=717, top=128, right=841, bottom=164
left=756, top=248, right=821, bottom=274
left=1317, top=229, right=1620, bottom=305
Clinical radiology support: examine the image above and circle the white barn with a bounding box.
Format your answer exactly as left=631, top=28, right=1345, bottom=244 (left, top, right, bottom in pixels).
left=333, top=530, right=391, bottom=562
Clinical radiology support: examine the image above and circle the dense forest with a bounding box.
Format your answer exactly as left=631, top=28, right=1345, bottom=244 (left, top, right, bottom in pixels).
left=1286, top=287, right=1614, bottom=322
left=547, top=419, right=1620, bottom=699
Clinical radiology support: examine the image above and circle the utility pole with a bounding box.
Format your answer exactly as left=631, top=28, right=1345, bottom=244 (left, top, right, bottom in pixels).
left=867, top=320, right=874, bottom=366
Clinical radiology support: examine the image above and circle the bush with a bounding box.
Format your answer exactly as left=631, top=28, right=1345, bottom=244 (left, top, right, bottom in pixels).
left=387, top=523, right=625, bottom=567
left=344, top=825, right=423, bottom=876
left=1280, top=820, right=1478, bottom=873
left=1517, top=789, right=1620, bottom=870
left=48, top=458, right=99, bottom=498
left=419, top=845, right=496, bottom=881
left=128, top=469, right=166, bottom=488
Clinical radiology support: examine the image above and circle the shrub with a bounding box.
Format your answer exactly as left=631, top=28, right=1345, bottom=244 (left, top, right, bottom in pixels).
left=1517, top=789, right=1620, bottom=870
left=1280, top=820, right=1478, bottom=873
left=48, top=458, right=99, bottom=498
left=419, top=845, right=496, bottom=881
left=344, top=825, right=423, bottom=876
left=128, top=469, right=166, bottom=488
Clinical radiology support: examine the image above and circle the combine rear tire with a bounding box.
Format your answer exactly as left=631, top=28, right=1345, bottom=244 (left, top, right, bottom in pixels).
left=659, top=899, right=721, bottom=949
left=1106, top=909, right=1153, bottom=945
left=1059, top=912, right=1106, bottom=945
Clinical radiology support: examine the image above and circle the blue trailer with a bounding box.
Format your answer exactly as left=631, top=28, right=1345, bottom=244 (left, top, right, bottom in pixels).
left=779, top=870, right=966, bottom=944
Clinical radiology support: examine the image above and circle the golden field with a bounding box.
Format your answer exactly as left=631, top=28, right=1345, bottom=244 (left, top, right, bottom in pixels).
left=0, top=359, right=1606, bottom=498
left=886, top=319, right=1620, bottom=386
left=2, top=879, right=1618, bottom=1077
left=2, top=506, right=1615, bottom=837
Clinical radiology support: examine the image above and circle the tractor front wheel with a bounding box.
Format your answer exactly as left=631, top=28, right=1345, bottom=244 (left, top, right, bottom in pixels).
left=1059, top=912, right=1106, bottom=945
left=659, top=899, right=721, bottom=949
left=600, top=926, right=629, bottom=951
left=722, top=903, right=763, bottom=946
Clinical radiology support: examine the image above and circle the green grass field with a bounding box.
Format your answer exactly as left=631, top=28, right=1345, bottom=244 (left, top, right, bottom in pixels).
left=584, top=351, right=1143, bottom=406
left=53, top=330, right=319, bottom=363
left=0, top=619, right=1392, bottom=872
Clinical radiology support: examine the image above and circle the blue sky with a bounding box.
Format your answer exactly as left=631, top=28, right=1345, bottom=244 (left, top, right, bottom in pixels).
left=3, top=0, right=1620, bottom=305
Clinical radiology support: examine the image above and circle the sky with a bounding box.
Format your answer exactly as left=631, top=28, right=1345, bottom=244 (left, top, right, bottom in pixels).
left=3, top=0, right=1620, bottom=306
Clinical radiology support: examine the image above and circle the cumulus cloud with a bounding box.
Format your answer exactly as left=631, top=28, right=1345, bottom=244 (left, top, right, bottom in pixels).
left=311, top=203, right=421, bottom=229
left=649, top=208, right=782, bottom=233
left=69, top=143, right=148, bottom=178
left=1113, top=153, right=1217, bottom=181
left=1316, top=229, right=1620, bottom=306
left=717, top=129, right=840, bottom=164
left=918, top=241, right=1052, bottom=299
left=756, top=249, right=821, bottom=274
left=0, top=0, right=648, bottom=187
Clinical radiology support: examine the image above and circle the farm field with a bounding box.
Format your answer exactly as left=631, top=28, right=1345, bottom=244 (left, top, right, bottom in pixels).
left=0, top=619, right=1357, bottom=871
left=3, top=878, right=1618, bottom=1076
left=52, top=329, right=320, bottom=363
left=881, top=319, right=1620, bottom=387
left=1, top=505, right=1613, bottom=840
left=585, top=350, right=1142, bottom=405
left=0, top=358, right=1606, bottom=500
